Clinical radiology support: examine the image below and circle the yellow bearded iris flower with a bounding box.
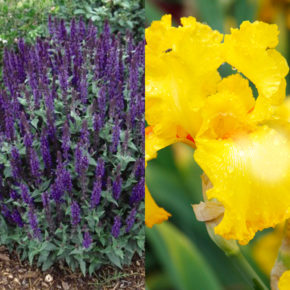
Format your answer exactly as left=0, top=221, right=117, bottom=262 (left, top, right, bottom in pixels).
left=145, top=15, right=290, bottom=245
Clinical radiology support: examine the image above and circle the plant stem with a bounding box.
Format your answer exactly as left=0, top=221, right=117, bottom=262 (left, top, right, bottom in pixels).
left=271, top=219, right=290, bottom=289
left=229, top=252, right=268, bottom=290
left=197, top=174, right=268, bottom=290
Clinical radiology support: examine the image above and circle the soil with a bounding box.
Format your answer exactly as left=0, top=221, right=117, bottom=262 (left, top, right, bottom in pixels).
left=0, top=246, right=145, bottom=290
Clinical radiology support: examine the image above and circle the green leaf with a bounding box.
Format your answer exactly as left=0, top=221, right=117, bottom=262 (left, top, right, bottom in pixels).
left=234, top=0, right=258, bottom=26
left=17, top=97, right=27, bottom=106
left=147, top=222, right=222, bottom=290
left=145, top=1, right=163, bottom=24
left=79, top=259, right=86, bottom=276
left=74, top=9, right=85, bottom=15
left=42, top=257, right=54, bottom=271
left=193, top=0, right=224, bottom=32
left=107, top=252, right=121, bottom=268
left=28, top=249, right=40, bottom=265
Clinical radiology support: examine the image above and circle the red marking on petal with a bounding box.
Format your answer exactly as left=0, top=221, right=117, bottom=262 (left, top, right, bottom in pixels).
left=247, top=106, right=254, bottom=114
left=146, top=126, right=153, bottom=136
left=176, top=132, right=195, bottom=144
left=186, top=134, right=195, bottom=144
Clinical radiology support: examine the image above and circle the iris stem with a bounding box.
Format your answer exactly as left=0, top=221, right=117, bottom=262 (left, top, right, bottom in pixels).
left=199, top=174, right=268, bottom=289
left=271, top=219, right=290, bottom=289
left=229, top=252, right=268, bottom=290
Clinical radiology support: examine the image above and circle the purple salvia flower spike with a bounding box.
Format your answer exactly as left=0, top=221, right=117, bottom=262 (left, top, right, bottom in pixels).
left=62, top=120, right=71, bottom=160
left=71, top=201, right=81, bottom=226
left=83, top=231, right=92, bottom=249
left=111, top=216, right=121, bottom=239
left=40, top=129, right=52, bottom=171
left=90, top=177, right=102, bottom=208
left=80, top=119, right=89, bottom=145
left=112, top=165, right=122, bottom=200
left=110, top=118, right=120, bottom=153
left=96, top=158, right=105, bottom=178
left=20, top=184, right=33, bottom=205
left=11, top=146, right=21, bottom=180
left=30, top=148, right=41, bottom=183
left=126, top=208, right=137, bottom=233
left=130, top=177, right=145, bottom=205
left=10, top=190, right=19, bottom=200
left=28, top=208, right=41, bottom=240
left=12, top=210, right=24, bottom=228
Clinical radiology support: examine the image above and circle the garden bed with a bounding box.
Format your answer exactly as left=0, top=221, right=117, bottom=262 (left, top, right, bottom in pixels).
left=0, top=246, right=144, bottom=289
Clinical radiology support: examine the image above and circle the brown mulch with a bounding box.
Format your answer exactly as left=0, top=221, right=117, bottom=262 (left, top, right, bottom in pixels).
left=0, top=246, right=145, bottom=290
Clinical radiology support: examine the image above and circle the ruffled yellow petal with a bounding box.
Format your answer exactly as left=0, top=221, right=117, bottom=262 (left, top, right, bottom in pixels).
left=145, top=126, right=175, bottom=163
left=252, top=224, right=283, bottom=276
left=197, top=74, right=256, bottom=139
left=279, top=270, right=290, bottom=290
left=223, top=21, right=289, bottom=121
left=275, top=97, right=290, bottom=123
left=145, top=185, right=171, bottom=228
left=194, top=126, right=290, bottom=245
left=146, top=15, right=223, bottom=143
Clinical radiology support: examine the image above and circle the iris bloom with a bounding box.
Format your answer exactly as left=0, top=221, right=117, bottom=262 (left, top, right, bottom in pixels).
left=145, top=15, right=290, bottom=245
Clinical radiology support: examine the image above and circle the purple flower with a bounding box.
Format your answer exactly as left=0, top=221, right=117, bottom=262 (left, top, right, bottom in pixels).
left=11, top=146, right=21, bottom=179
left=42, top=192, right=50, bottom=209
left=53, top=158, right=72, bottom=197
left=130, top=177, right=145, bottom=204
left=62, top=170, right=72, bottom=193
left=59, top=19, right=67, bottom=41
left=93, top=113, right=102, bottom=133
left=110, top=119, right=120, bottom=153
left=12, top=210, right=24, bottom=227
left=20, top=184, right=33, bottom=205
left=134, top=159, right=144, bottom=179
left=10, top=190, right=19, bottom=200
left=51, top=182, right=63, bottom=203
left=42, top=192, right=54, bottom=232
left=24, top=132, right=33, bottom=149
left=62, top=120, right=71, bottom=160
left=90, top=177, right=102, bottom=208
left=59, top=65, right=68, bottom=93
left=71, top=201, right=81, bottom=226
left=40, top=130, right=52, bottom=171
left=96, top=158, right=105, bottom=178
left=111, top=216, right=121, bottom=238
left=112, top=167, right=122, bottom=200
left=75, top=143, right=83, bottom=175
left=30, top=149, right=41, bottom=183
left=126, top=208, right=137, bottom=233
left=80, top=70, right=88, bottom=104
left=78, top=17, right=86, bottom=38
left=48, top=15, right=54, bottom=35
left=28, top=208, right=41, bottom=240
left=4, top=111, right=14, bottom=141
left=80, top=120, right=89, bottom=145
left=97, top=87, right=106, bottom=120
left=83, top=231, right=92, bottom=249
left=1, top=205, right=11, bottom=220
left=122, top=128, right=129, bottom=154
left=81, top=155, right=89, bottom=173
left=70, top=18, right=76, bottom=40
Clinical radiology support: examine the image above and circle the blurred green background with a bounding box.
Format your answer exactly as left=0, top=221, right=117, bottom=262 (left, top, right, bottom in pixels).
left=145, top=0, right=290, bottom=289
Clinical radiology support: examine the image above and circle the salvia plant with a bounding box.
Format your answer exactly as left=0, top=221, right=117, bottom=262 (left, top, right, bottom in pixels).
left=0, top=17, right=145, bottom=275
